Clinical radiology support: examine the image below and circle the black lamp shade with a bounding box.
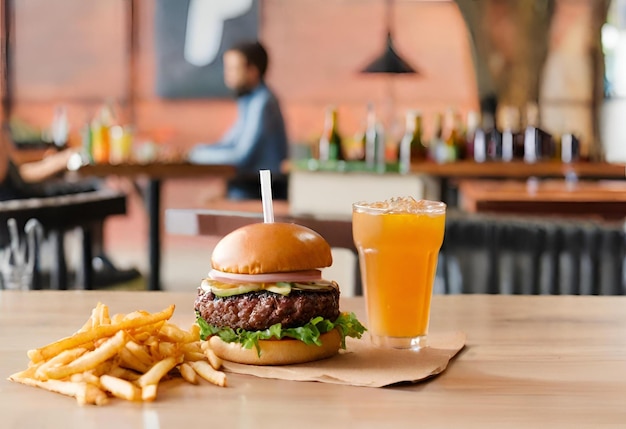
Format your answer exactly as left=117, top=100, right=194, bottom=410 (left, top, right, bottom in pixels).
left=361, top=32, right=417, bottom=74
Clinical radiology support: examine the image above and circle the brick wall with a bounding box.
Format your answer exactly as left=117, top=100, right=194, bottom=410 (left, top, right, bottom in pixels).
left=4, top=0, right=478, bottom=153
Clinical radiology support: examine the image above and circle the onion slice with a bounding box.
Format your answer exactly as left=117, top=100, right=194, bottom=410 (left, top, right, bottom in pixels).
left=208, top=269, right=322, bottom=284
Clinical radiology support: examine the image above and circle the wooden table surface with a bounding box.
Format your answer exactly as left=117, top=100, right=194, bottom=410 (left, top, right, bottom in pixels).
left=1, top=291, right=625, bottom=428
left=459, top=179, right=626, bottom=220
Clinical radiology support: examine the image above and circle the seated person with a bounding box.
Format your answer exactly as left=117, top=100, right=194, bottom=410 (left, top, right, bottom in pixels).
left=0, top=139, right=140, bottom=287
left=187, top=40, right=288, bottom=200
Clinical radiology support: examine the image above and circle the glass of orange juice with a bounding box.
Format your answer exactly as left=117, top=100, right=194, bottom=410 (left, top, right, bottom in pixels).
left=352, top=197, right=446, bottom=349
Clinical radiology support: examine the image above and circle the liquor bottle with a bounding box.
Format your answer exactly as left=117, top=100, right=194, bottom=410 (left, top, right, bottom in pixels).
left=51, top=105, right=69, bottom=149
left=500, top=105, right=514, bottom=162
left=465, top=111, right=480, bottom=161
left=431, top=113, right=447, bottom=164
left=80, top=120, right=93, bottom=164
left=364, top=103, right=383, bottom=169
left=443, top=109, right=458, bottom=163
left=398, top=110, right=425, bottom=174
left=560, top=131, right=580, bottom=163
left=453, top=110, right=467, bottom=160
left=91, top=105, right=112, bottom=164
left=523, top=102, right=555, bottom=162
left=523, top=103, right=540, bottom=163
left=485, top=112, right=502, bottom=161
left=474, top=112, right=496, bottom=163
left=318, top=106, right=344, bottom=162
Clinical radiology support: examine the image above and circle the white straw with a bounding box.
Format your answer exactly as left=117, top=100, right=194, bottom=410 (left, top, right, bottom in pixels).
left=259, top=170, right=274, bottom=223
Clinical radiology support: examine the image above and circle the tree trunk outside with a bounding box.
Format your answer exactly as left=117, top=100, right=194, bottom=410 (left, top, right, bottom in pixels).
left=454, top=0, right=554, bottom=120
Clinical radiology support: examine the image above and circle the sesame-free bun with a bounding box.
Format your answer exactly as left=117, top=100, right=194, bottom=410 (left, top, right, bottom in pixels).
left=208, top=328, right=341, bottom=365
left=211, top=222, right=332, bottom=274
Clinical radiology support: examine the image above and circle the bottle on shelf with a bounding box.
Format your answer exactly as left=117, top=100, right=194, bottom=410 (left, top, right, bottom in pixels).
left=50, top=105, right=69, bottom=149
left=523, top=102, right=556, bottom=162
left=91, top=104, right=114, bottom=164
left=430, top=112, right=447, bottom=164
left=465, top=110, right=480, bottom=161
left=443, top=108, right=458, bottom=163
left=453, top=110, right=467, bottom=160
left=473, top=112, right=496, bottom=163
left=500, top=105, right=514, bottom=162
left=80, top=119, right=93, bottom=164
left=398, top=110, right=426, bottom=174
left=485, top=111, right=502, bottom=161
left=364, top=103, right=384, bottom=170
left=318, top=105, right=345, bottom=162
left=560, top=128, right=581, bottom=164
left=523, top=103, right=540, bottom=163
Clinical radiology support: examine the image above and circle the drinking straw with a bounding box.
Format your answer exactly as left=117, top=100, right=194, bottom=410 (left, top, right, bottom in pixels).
left=260, top=170, right=274, bottom=223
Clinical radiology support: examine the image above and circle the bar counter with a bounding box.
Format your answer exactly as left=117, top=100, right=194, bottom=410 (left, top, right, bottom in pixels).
left=1, top=291, right=625, bottom=428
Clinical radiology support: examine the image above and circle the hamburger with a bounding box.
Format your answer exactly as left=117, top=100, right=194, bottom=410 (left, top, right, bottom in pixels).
left=194, top=222, right=366, bottom=365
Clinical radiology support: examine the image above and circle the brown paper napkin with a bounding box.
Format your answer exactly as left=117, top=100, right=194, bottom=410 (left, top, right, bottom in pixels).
left=220, top=331, right=466, bottom=387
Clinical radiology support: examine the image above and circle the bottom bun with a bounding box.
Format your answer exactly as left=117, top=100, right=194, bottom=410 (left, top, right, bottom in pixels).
left=208, top=328, right=342, bottom=366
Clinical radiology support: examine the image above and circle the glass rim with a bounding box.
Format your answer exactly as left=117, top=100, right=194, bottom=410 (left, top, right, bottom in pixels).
left=352, top=198, right=446, bottom=215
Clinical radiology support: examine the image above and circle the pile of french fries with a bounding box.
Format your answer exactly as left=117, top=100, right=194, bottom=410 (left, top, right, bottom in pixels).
left=8, top=302, right=226, bottom=406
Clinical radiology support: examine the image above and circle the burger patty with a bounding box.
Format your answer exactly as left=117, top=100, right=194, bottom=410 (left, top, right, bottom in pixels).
left=194, top=288, right=340, bottom=331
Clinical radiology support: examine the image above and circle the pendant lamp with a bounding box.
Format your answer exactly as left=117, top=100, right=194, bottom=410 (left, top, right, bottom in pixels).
left=360, top=0, right=418, bottom=74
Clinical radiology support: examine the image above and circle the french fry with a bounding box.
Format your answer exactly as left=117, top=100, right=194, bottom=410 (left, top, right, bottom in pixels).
left=97, top=303, right=110, bottom=326
left=123, top=310, right=150, bottom=320
left=183, top=350, right=206, bottom=362
left=188, top=324, right=200, bottom=342
left=111, top=313, right=125, bottom=324
left=181, top=342, right=202, bottom=353
left=178, top=363, right=198, bottom=385
left=100, top=375, right=141, bottom=402
left=10, top=376, right=104, bottom=406
left=78, top=383, right=108, bottom=406
left=157, top=342, right=178, bottom=359
left=204, top=348, right=223, bottom=370
left=137, top=356, right=180, bottom=387
left=77, top=313, right=95, bottom=333
left=90, top=360, right=115, bottom=377
left=125, top=341, right=154, bottom=367
left=190, top=360, right=227, bottom=387
left=108, top=365, right=141, bottom=382
left=142, top=384, right=158, bottom=402
left=11, top=302, right=226, bottom=407
left=41, top=331, right=128, bottom=380
left=159, top=323, right=196, bottom=343
left=35, top=347, right=89, bottom=380
left=8, top=366, right=37, bottom=381
left=28, top=305, right=174, bottom=363
left=118, top=347, right=151, bottom=373
left=70, top=371, right=101, bottom=388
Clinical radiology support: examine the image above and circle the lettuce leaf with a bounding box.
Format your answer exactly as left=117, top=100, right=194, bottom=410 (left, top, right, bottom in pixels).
left=196, top=312, right=366, bottom=356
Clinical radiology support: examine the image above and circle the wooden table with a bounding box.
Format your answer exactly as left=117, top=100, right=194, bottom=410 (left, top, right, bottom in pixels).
left=70, top=162, right=236, bottom=290
left=459, top=179, right=626, bottom=221
left=165, top=200, right=355, bottom=252
left=1, top=291, right=625, bottom=428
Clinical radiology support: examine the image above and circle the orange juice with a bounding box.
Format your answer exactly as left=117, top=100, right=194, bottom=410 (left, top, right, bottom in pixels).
left=353, top=198, right=446, bottom=348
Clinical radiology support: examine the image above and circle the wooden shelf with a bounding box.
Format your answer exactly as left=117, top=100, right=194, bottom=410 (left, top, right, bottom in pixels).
left=410, top=161, right=626, bottom=179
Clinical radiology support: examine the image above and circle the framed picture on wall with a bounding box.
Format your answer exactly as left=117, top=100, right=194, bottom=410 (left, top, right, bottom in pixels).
left=154, top=0, right=259, bottom=99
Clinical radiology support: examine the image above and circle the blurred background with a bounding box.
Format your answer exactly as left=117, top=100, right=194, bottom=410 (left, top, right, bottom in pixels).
left=1, top=0, right=625, bottom=291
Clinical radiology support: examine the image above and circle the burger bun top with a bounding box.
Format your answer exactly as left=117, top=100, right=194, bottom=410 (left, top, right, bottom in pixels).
left=211, top=222, right=332, bottom=274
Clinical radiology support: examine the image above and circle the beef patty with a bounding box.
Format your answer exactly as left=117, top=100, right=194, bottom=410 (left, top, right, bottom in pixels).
left=194, top=288, right=340, bottom=331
